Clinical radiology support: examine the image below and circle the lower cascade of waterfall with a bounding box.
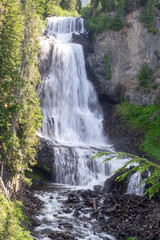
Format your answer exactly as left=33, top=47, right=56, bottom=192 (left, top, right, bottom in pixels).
left=34, top=16, right=145, bottom=240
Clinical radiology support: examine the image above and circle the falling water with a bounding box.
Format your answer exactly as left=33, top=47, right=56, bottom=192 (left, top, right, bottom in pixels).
left=127, top=172, right=146, bottom=195
left=38, top=17, right=116, bottom=187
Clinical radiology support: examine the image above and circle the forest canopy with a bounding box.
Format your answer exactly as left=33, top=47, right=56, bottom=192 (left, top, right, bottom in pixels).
left=81, top=0, right=160, bottom=34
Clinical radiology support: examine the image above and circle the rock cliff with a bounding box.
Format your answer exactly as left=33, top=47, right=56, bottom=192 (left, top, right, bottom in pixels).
left=86, top=10, right=160, bottom=105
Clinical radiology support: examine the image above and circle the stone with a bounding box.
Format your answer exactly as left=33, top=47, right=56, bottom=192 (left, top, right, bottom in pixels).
left=94, top=185, right=103, bottom=194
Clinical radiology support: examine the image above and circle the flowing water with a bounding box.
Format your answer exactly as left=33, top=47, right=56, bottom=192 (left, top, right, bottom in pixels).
left=35, top=17, right=144, bottom=240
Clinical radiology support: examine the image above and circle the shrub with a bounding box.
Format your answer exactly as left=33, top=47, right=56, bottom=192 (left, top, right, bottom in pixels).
left=148, top=27, right=158, bottom=34
left=48, top=6, right=79, bottom=17
left=0, top=193, right=32, bottom=240
left=109, top=14, right=123, bottom=31
left=116, top=102, right=160, bottom=161
left=138, top=64, right=152, bottom=87
left=152, top=83, right=158, bottom=89
left=103, top=53, right=112, bottom=79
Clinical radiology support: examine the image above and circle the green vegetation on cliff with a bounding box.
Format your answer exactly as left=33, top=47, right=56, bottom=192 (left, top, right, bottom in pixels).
left=0, top=193, right=32, bottom=240
left=103, top=53, right=112, bottom=80
left=116, top=102, right=160, bottom=161
left=138, top=64, right=153, bottom=87
left=81, top=0, right=160, bottom=34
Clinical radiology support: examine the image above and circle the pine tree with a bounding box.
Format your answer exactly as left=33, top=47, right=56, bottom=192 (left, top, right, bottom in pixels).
left=0, top=0, right=42, bottom=180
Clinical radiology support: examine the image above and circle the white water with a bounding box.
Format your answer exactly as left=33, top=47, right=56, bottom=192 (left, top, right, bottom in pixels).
left=33, top=184, right=116, bottom=240
left=39, top=17, right=105, bottom=147
left=127, top=171, right=146, bottom=195
left=38, top=16, right=145, bottom=188
left=38, top=17, right=117, bottom=187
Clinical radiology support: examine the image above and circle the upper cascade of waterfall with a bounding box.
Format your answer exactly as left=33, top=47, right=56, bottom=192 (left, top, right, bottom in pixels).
left=46, top=17, right=85, bottom=36
left=38, top=17, right=107, bottom=147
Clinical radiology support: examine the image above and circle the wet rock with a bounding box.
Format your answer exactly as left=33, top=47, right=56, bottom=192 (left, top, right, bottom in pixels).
left=48, top=231, right=75, bottom=240
left=35, top=136, right=54, bottom=179
left=72, top=33, right=93, bottom=56
left=63, top=208, right=72, bottom=214
left=73, top=209, right=80, bottom=216
left=103, top=168, right=133, bottom=194
left=94, top=185, right=103, bottom=194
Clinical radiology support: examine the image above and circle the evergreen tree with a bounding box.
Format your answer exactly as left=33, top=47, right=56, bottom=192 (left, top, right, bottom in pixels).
left=0, top=0, right=42, bottom=180
left=76, top=0, right=82, bottom=13
left=32, top=0, right=46, bottom=18
left=60, top=0, right=77, bottom=11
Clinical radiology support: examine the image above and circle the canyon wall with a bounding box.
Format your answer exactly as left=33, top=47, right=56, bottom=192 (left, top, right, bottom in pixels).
left=86, top=10, right=160, bottom=105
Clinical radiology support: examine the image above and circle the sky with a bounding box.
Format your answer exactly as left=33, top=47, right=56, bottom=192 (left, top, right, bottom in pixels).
left=81, top=0, right=90, bottom=6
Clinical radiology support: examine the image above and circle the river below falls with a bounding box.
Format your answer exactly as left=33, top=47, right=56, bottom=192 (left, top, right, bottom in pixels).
left=32, top=183, right=116, bottom=240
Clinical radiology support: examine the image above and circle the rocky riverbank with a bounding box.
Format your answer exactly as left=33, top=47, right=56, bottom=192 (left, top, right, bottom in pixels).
left=28, top=182, right=160, bottom=240
left=15, top=183, right=43, bottom=233
left=64, top=188, right=160, bottom=240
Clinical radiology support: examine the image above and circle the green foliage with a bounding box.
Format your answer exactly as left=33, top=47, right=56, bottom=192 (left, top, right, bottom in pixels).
left=138, top=64, right=152, bottom=87
left=82, top=7, right=123, bottom=34
left=148, top=26, right=158, bottom=34
left=32, top=0, right=79, bottom=18
left=103, top=53, right=112, bottom=79
left=82, top=0, right=160, bottom=34
left=109, top=14, right=123, bottom=31
left=91, top=151, right=160, bottom=198
left=47, top=5, right=79, bottom=17
left=32, top=0, right=46, bottom=18
left=0, top=193, right=32, bottom=240
left=25, top=169, right=46, bottom=181
left=139, top=0, right=160, bottom=33
left=151, top=83, right=158, bottom=89
left=117, top=102, right=160, bottom=161
left=60, top=0, right=77, bottom=11
left=127, top=237, right=138, bottom=240
left=81, top=1, right=125, bottom=34
left=0, top=0, right=43, bottom=180
left=85, top=12, right=110, bottom=34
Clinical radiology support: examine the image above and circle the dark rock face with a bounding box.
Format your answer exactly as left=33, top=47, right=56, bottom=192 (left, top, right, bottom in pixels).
left=71, top=33, right=94, bottom=56
left=35, top=136, right=54, bottom=178
left=103, top=168, right=133, bottom=195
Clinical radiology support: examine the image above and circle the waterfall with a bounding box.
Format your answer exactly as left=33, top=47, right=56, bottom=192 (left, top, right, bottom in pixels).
left=38, top=17, right=127, bottom=187
left=127, top=172, right=146, bottom=195
left=34, top=16, right=145, bottom=240
left=46, top=17, right=84, bottom=35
